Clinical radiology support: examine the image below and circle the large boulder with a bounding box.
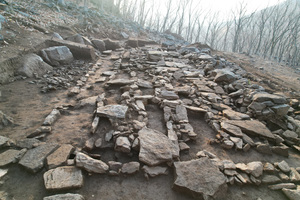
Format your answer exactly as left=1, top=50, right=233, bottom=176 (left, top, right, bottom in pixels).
left=46, top=144, right=74, bottom=169
left=103, top=39, right=121, bottom=50
left=96, top=105, right=128, bottom=119
left=92, top=39, right=106, bottom=52
left=214, top=69, right=236, bottom=83
left=19, top=143, right=59, bottom=173
left=173, top=157, right=227, bottom=199
left=41, top=46, right=74, bottom=66
left=138, top=127, right=179, bottom=166
left=226, top=120, right=275, bottom=140
left=43, top=166, right=83, bottom=190
left=16, top=54, right=53, bottom=78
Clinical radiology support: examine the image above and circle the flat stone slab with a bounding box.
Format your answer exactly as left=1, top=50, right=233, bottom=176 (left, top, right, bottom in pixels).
left=44, top=166, right=83, bottom=190
left=173, top=157, right=227, bottom=199
left=223, top=109, right=250, bottom=120
left=0, top=149, right=24, bottom=166
left=76, top=152, right=108, bottom=174
left=282, top=188, right=300, bottom=200
left=107, top=79, right=135, bottom=85
left=226, top=120, right=275, bottom=140
left=138, top=127, right=179, bottom=166
left=47, top=144, right=74, bottom=169
left=221, top=122, right=243, bottom=137
left=19, top=143, right=59, bottom=173
left=96, top=105, right=128, bottom=119
left=252, top=93, right=286, bottom=104
left=43, top=193, right=84, bottom=200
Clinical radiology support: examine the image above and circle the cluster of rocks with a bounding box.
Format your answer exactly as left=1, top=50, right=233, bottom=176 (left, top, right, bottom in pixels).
left=196, top=150, right=300, bottom=198
left=1, top=28, right=300, bottom=199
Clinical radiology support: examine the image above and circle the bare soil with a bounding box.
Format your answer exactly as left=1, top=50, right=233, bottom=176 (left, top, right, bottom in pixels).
left=1, top=2, right=300, bottom=200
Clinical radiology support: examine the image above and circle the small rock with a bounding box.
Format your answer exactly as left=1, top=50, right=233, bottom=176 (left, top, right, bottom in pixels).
left=108, top=161, right=122, bottom=173
left=277, top=160, right=291, bottom=173
left=43, top=109, right=61, bottom=126
left=75, top=152, right=108, bottom=174
left=43, top=193, right=85, bottom=200
left=142, top=165, right=168, bottom=177
left=121, top=162, right=140, bottom=174
left=115, top=137, right=131, bottom=153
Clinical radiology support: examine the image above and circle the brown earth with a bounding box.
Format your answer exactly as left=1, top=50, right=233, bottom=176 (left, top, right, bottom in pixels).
left=1, top=1, right=300, bottom=200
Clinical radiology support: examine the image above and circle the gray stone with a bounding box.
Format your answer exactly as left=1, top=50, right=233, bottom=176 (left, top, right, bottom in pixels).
left=252, top=93, right=287, bottom=104
left=175, top=105, right=188, bottom=123
left=43, top=109, right=61, bottom=126
left=199, top=54, right=213, bottom=61
left=121, top=162, right=140, bottom=174
left=75, top=152, right=108, bottom=174
left=160, top=90, right=179, bottom=100
left=94, top=138, right=102, bottom=148
left=221, top=122, right=243, bottom=137
left=142, top=165, right=168, bottom=177
left=223, top=109, right=250, bottom=120
left=16, top=138, right=42, bottom=149
left=0, top=149, right=25, bottom=166
left=47, top=144, right=74, bottom=169
left=115, top=136, right=131, bottom=153
left=248, top=102, right=266, bottom=112
left=214, top=70, right=236, bottom=83
left=229, top=89, right=243, bottom=98
left=103, top=39, right=121, bottom=51
left=136, top=79, right=153, bottom=89
left=271, top=145, right=289, bottom=157
left=262, top=175, right=281, bottom=184
left=43, top=166, right=83, bottom=190
left=271, top=104, right=290, bottom=116
left=282, top=130, right=298, bottom=142
left=242, top=133, right=255, bottom=146
left=43, top=193, right=85, bottom=200
left=41, top=46, right=74, bottom=66
left=222, top=139, right=234, bottom=149
left=84, top=137, right=95, bottom=150
left=97, top=105, right=128, bottom=119
left=92, top=39, right=106, bottom=52
left=19, top=143, right=59, bottom=173
left=138, top=127, right=179, bottom=166
left=107, top=79, right=135, bottom=85
left=282, top=188, right=300, bottom=200
left=147, top=51, right=163, bottom=61
left=230, top=137, right=243, bottom=150
left=17, top=54, right=53, bottom=78
left=290, top=168, right=300, bottom=182
left=173, top=158, right=227, bottom=199
left=226, top=120, right=275, bottom=140
left=263, top=163, right=276, bottom=173
left=0, top=169, right=8, bottom=179
left=0, top=136, right=9, bottom=148
left=246, top=162, right=263, bottom=177
left=256, top=143, right=272, bottom=154
left=108, top=161, right=122, bottom=172
left=278, top=160, right=291, bottom=173
left=268, top=183, right=296, bottom=190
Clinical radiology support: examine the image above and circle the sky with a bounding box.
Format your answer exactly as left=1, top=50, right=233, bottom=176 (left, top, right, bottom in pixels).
left=151, top=0, right=287, bottom=20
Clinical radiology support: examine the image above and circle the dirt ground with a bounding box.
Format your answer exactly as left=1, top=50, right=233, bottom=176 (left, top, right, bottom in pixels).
left=1, top=1, right=300, bottom=200
left=1, top=54, right=300, bottom=200
left=218, top=51, right=300, bottom=98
